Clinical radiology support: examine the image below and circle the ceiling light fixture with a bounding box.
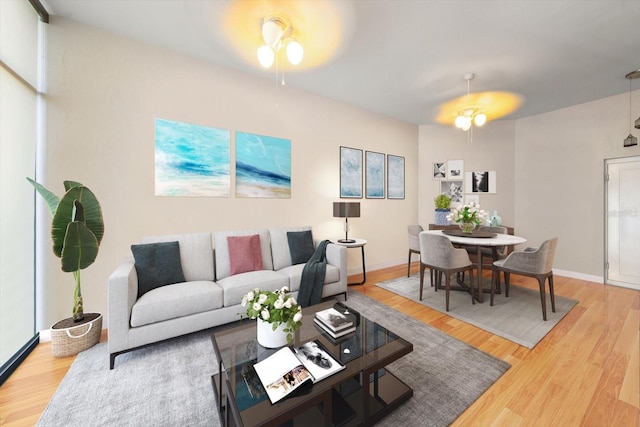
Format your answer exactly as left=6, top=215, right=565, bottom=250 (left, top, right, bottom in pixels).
left=257, top=14, right=304, bottom=69
left=454, top=73, right=488, bottom=132
left=624, top=69, right=640, bottom=147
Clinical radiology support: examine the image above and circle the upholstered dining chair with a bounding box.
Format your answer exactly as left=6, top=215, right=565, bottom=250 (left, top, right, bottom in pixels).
left=490, top=237, right=559, bottom=320
left=419, top=232, right=475, bottom=311
left=407, top=224, right=423, bottom=277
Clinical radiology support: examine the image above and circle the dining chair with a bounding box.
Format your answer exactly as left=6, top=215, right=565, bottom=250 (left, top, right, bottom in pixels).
left=490, top=237, right=558, bottom=320
left=419, top=232, right=475, bottom=311
left=407, top=224, right=423, bottom=277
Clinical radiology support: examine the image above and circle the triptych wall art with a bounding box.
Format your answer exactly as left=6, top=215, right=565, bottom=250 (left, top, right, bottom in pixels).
left=340, top=146, right=405, bottom=200
left=154, top=118, right=291, bottom=198
left=433, top=159, right=496, bottom=205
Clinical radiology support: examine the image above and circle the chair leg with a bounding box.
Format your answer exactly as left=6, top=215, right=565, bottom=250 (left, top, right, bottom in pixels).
left=548, top=274, right=556, bottom=313
left=445, top=273, right=450, bottom=312
left=468, top=267, right=475, bottom=305
left=407, top=250, right=412, bottom=277
left=504, top=272, right=511, bottom=297
left=430, top=268, right=434, bottom=287
left=419, top=263, right=426, bottom=301
left=537, top=277, right=547, bottom=321
left=490, top=268, right=497, bottom=306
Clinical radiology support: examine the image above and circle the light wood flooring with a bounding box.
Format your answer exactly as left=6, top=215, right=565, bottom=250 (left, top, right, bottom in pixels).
left=1, top=264, right=638, bottom=426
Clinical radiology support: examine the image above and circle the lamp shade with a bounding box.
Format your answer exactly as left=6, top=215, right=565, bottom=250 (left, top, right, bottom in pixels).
left=333, top=202, right=360, bottom=218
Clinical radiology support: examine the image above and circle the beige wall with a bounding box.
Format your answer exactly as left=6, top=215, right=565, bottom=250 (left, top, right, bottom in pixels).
left=418, top=120, right=517, bottom=230
left=41, top=18, right=418, bottom=328
left=419, top=90, right=640, bottom=280
left=515, top=90, right=640, bottom=277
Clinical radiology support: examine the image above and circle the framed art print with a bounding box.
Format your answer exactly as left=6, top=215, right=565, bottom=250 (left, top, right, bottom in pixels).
left=440, top=180, right=463, bottom=207
left=235, top=131, right=291, bottom=198
left=365, top=151, right=385, bottom=199
left=465, top=171, right=497, bottom=193
left=447, top=160, right=464, bottom=179
left=433, top=162, right=446, bottom=180
left=340, top=146, right=363, bottom=198
left=387, top=155, right=405, bottom=199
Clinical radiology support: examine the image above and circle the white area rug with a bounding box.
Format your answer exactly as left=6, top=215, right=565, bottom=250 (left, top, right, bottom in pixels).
left=376, top=275, right=578, bottom=348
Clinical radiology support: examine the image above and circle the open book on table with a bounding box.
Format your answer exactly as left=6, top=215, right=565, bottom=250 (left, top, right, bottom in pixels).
left=252, top=340, right=345, bottom=404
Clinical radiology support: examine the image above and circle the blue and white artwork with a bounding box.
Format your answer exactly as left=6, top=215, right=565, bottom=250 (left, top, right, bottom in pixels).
left=340, top=147, right=363, bottom=198
left=235, top=131, right=291, bottom=198
left=387, top=155, right=405, bottom=199
left=155, top=118, right=231, bottom=197
left=365, top=151, right=385, bottom=199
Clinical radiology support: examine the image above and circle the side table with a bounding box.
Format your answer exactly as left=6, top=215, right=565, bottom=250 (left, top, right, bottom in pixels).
left=330, top=238, right=367, bottom=286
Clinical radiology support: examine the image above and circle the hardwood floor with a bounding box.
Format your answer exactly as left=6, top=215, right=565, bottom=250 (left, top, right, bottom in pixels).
left=1, top=265, right=638, bottom=426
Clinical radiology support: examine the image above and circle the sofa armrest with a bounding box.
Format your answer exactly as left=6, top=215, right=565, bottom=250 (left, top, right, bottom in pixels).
left=326, top=243, right=347, bottom=288
left=108, top=257, right=138, bottom=353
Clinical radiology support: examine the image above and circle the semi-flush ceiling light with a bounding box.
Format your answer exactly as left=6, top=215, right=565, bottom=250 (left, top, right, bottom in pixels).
left=624, top=69, right=640, bottom=147
left=454, top=74, right=487, bottom=132
left=256, top=15, right=304, bottom=69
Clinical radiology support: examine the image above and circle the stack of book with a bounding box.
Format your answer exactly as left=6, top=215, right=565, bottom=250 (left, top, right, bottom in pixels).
left=314, top=307, right=356, bottom=339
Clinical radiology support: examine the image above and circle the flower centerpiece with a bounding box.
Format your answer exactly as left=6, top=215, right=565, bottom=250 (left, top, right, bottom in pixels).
left=447, top=202, right=487, bottom=233
left=241, top=286, right=303, bottom=347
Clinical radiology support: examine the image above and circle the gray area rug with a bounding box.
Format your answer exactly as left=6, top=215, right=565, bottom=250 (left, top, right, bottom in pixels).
left=376, top=275, right=579, bottom=348
left=37, top=290, right=510, bottom=426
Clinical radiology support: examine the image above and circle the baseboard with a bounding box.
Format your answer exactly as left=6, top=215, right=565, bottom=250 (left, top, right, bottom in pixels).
left=552, top=269, right=603, bottom=284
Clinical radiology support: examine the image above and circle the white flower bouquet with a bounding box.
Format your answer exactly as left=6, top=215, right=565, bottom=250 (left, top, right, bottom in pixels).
left=241, top=286, right=303, bottom=343
left=446, top=202, right=487, bottom=225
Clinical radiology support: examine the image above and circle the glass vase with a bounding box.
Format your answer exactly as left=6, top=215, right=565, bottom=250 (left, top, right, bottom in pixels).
left=458, top=221, right=476, bottom=234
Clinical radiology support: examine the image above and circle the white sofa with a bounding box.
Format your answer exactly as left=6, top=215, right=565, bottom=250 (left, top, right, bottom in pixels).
left=108, top=227, right=347, bottom=369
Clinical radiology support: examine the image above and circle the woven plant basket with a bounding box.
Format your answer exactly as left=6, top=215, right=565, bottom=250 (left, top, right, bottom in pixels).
left=51, top=312, right=102, bottom=358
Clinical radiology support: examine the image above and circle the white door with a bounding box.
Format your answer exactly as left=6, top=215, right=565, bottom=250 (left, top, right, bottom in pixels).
left=605, top=156, right=640, bottom=290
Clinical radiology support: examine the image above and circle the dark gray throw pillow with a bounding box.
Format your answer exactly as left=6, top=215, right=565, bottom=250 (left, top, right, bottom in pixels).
left=131, top=241, right=186, bottom=298
left=287, top=230, right=315, bottom=265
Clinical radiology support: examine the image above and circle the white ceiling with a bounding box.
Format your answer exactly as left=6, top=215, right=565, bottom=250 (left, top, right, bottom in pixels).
left=41, top=0, right=640, bottom=126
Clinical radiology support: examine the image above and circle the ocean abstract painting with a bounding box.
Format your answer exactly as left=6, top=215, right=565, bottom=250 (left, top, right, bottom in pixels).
left=365, top=151, right=385, bottom=198
left=387, top=155, right=405, bottom=199
left=235, top=131, right=291, bottom=198
left=155, top=118, right=231, bottom=197
left=340, top=146, right=363, bottom=198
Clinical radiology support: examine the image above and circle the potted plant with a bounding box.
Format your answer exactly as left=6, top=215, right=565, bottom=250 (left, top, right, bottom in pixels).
left=241, top=286, right=303, bottom=348
left=27, top=178, right=105, bottom=357
left=434, top=194, right=452, bottom=226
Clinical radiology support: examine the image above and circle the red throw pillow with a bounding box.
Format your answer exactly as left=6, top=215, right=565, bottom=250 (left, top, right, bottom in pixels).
left=227, top=234, right=263, bottom=275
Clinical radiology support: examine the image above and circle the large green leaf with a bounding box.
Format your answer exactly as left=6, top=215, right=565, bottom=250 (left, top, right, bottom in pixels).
left=61, top=222, right=99, bottom=272
left=26, top=177, right=60, bottom=217
left=52, top=186, right=104, bottom=257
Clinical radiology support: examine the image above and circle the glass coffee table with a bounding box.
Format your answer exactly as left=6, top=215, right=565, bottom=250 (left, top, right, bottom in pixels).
left=211, top=299, right=413, bottom=426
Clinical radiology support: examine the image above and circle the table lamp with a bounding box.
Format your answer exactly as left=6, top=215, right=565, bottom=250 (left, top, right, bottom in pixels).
left=333, top=202, right=360, bottom=243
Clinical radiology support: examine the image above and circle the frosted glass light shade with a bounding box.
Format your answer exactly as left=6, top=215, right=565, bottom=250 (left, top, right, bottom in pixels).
left=286, top=40, right=304, bottom=65
left=474, top=113, right=487, bottom=126
left=257, top=45, right=275, bottom=68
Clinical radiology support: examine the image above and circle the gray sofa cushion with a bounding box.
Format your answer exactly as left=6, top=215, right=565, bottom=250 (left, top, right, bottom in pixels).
left=131, top=241, right=186, bottom=298
left=130, top=280, right=223, bottom=327
left=216, top=270, right=288, bottom=307
left=287, top=230, right=315, bottom=265
left=214, top=229, right=272, bottom=280
left=277, top=264, right=341, bottom=293
left=141, top=232, right=214, bottom=282
left=269, top=226, right=313, bottom=271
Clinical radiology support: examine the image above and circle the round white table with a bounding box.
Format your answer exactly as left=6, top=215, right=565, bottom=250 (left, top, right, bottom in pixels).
left=424, top=230, right=527, bottom=302
left=330, top=238, right=367, bottom=285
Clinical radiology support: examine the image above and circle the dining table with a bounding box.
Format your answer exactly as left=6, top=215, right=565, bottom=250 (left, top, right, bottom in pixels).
left=424, top=230, right=527, bottom=303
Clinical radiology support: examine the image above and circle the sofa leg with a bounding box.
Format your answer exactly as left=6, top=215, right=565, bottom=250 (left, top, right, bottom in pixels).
left=110, top=353, right=116, bottom=370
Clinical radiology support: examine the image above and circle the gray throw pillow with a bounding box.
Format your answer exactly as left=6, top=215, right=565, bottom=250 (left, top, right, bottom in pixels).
left=131, top=241, right=186, bottom=298
left=287, top=230, right=315, bottom=265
